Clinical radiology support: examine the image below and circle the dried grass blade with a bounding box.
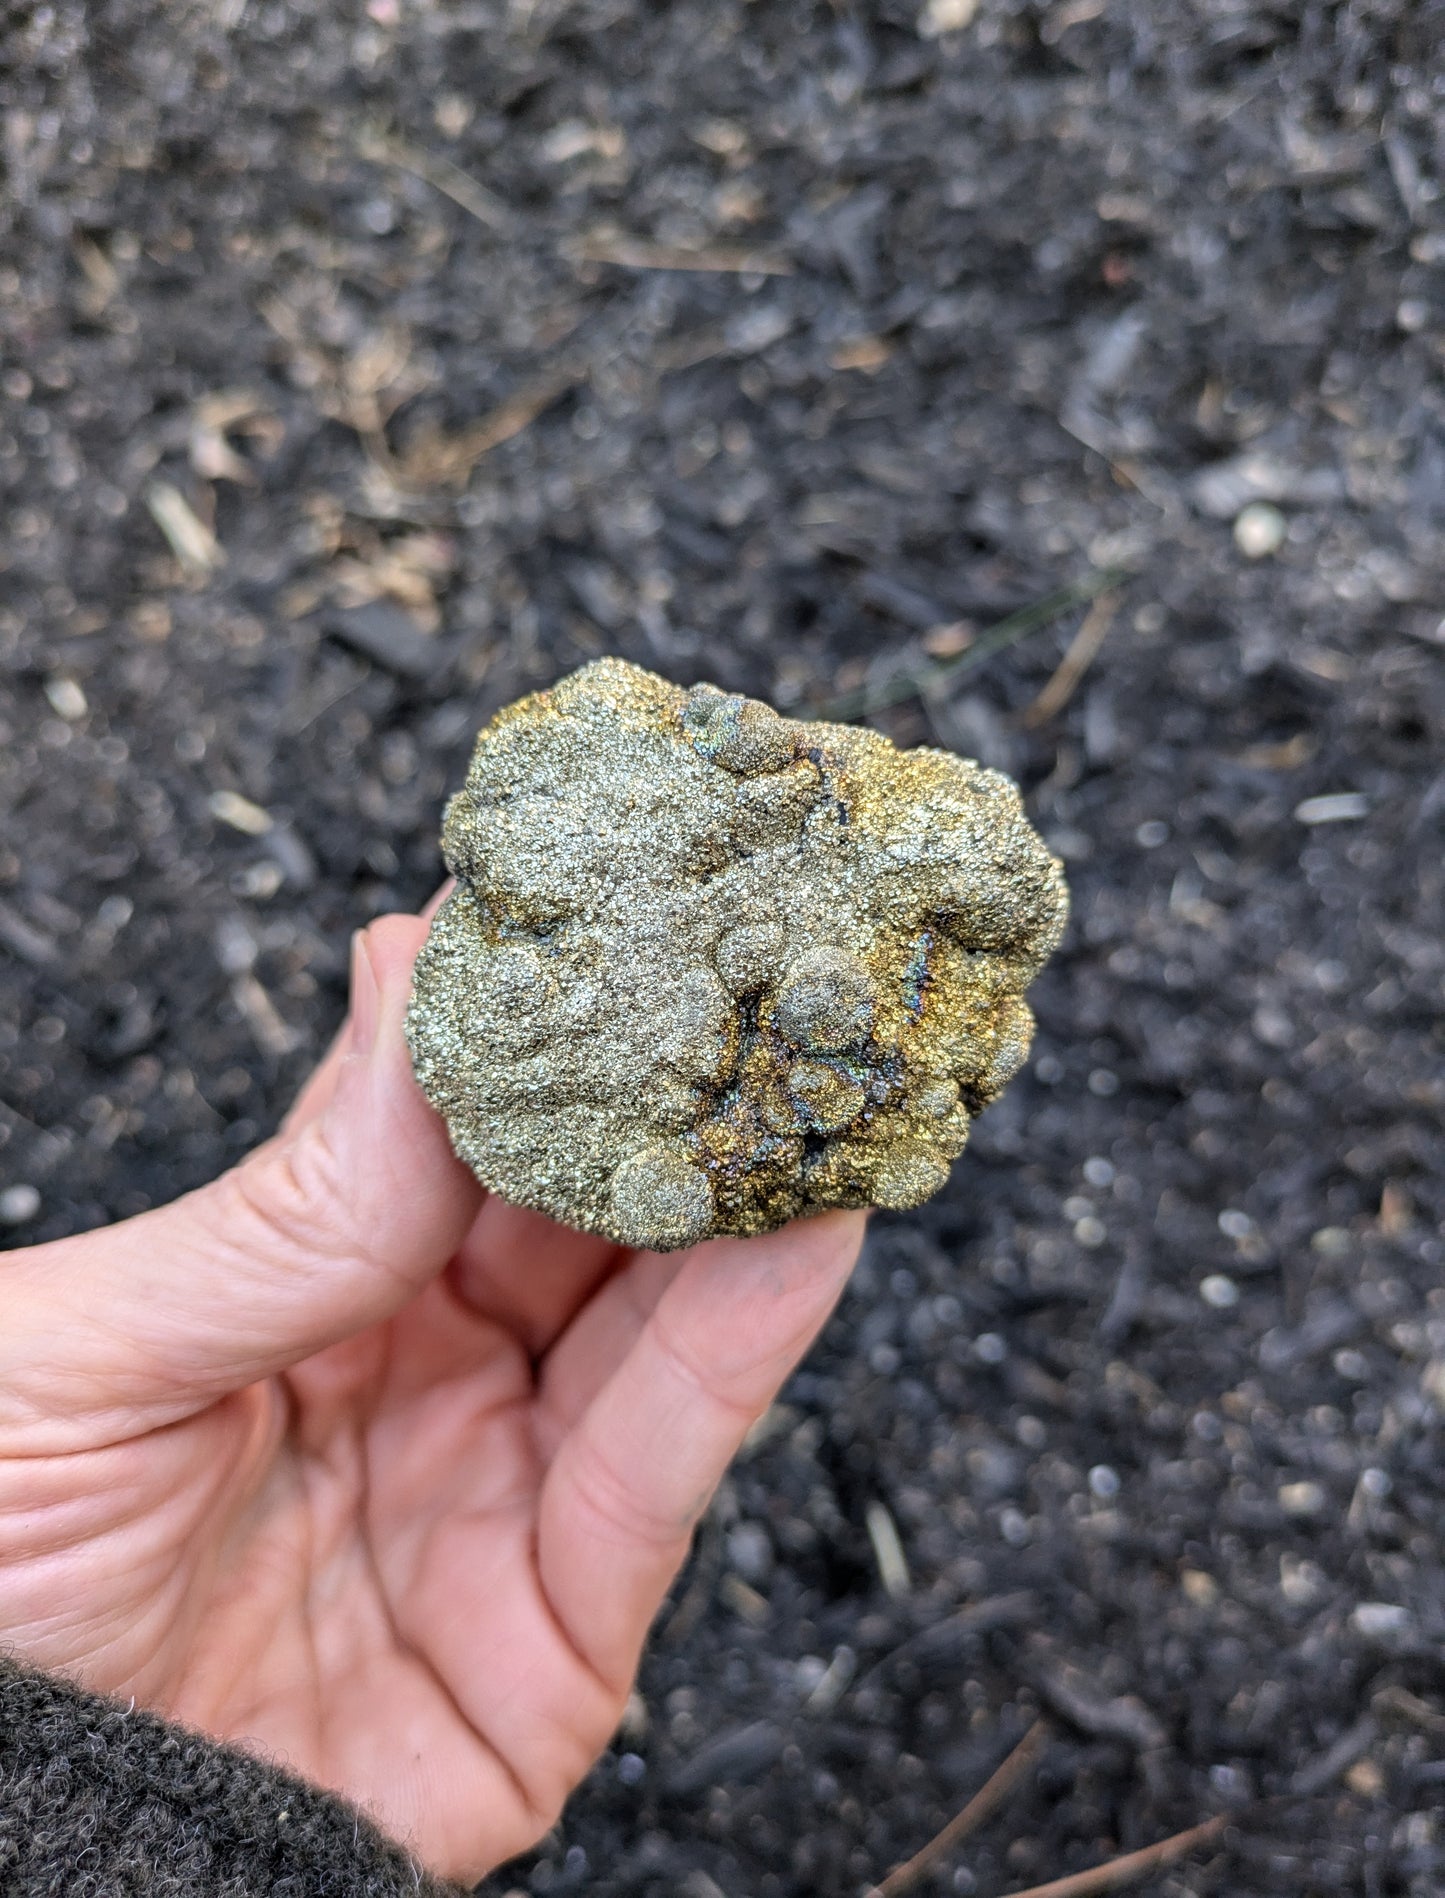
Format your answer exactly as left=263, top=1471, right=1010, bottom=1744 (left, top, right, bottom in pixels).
left=1003, top=1813, right=1229, bottom=1898
left=872, top=1720, right=1051, bottom=1897
left=1021, top=590, right=1119, bottom=726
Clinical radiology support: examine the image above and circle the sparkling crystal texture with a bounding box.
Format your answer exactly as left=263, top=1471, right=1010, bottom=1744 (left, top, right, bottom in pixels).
left=406, top=659, right=1068, bottom=1248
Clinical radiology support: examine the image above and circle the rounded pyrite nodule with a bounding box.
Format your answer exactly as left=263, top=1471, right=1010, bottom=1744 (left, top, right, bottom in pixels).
left=405, top=657, right=1068, bottom=1250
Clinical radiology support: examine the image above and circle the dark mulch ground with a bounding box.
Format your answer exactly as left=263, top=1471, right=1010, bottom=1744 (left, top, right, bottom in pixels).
left=3, top=2, right=1444, bottom=1893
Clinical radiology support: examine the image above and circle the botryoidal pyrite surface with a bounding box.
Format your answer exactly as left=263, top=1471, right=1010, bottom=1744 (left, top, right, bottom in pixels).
left=406, top=659, right=1068, bottom=1250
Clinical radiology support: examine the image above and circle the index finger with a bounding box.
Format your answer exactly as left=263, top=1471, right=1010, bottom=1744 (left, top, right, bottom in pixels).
left=535, top=1209, right=866, bottom=1693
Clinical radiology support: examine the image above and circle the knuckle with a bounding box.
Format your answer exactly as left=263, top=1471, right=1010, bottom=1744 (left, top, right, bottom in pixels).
left=569, top=1432, right=699, bottom=1553
left=649, top=1311, right=762, bottom=1428
left=226, top=1129, right=348, bottom=1265
left=220, top=1124, right=400, bottom=1294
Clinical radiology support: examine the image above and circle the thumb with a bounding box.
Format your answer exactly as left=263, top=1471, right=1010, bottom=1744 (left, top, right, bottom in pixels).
left=1, top=915, right=483, bottom=1436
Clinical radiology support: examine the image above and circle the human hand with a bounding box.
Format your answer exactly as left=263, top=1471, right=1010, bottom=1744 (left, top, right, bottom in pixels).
left=0, top=906, right=864, bottom=1882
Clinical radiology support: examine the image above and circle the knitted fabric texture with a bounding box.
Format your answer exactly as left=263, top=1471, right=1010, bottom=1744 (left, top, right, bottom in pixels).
left=0, top=1657, right=466, bottom=1897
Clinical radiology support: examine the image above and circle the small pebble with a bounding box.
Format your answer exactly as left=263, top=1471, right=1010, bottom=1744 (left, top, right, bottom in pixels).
left=0, top=1183, right=42, bottom=1225
left=918, top=0, right=977, bottom=32
left=44, top=676, right=88, bottom=721
left=1351, top=1602, right=1413, bottom=1641
left=209, top=789, right=274, bottom=835
left=726, top=1521, right=774, bottom=1585
left=1089, top=1464, right=1121, bottom=1500
left=1233, top=501, right=1287, bottom=558
left=1397, top=298, right=1429, bottom=333
left=1295, top=792, right=1369, bottom=825
left=1279, top=1480, right=1326, bottom=1517
left=793, top=1655, right=829, bottom=1697
left=1279, top=1555, right=1326, bottom=1606
left=1345, top=1758, right=1384, bottom=1798
left=1200, top=1273, right=1239, bottom=1309
left=1311, top=1226, right=1352, bottom=1257
left=97, top=895, right=133, bottom=931
left=1210, top=1762, right=1252, bottom=1800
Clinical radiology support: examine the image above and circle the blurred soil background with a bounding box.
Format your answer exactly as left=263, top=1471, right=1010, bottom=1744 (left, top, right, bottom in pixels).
left=2, top=1, right=1444, bottom=1893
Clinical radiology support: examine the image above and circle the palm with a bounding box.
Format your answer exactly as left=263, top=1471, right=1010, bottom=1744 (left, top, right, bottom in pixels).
left=0, top=914, right=863, bottom=1884
left=25, top=1232, right=717, bottom=1877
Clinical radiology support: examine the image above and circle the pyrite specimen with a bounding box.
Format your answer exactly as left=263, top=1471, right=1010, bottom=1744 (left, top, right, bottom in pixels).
left=406, top=658, right=1067, bottom=1249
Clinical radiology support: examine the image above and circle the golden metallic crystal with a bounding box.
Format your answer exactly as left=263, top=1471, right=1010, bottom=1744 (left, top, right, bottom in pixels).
left=406, top=658, right=1068, bottom=1248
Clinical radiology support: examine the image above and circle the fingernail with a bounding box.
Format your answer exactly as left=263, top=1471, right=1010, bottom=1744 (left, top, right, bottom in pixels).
left=350, top=928, right=381, bottom=1059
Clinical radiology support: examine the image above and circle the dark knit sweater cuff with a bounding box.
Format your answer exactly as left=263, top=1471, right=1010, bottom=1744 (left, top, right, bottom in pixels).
left=0, top=1656, right=466, bottom=1896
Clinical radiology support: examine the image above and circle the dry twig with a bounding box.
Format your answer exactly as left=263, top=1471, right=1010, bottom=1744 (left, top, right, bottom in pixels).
left=571, top=233, right=792, bottom=275
left=1029, top=1649, right=1166, bottom=1753
left=356, top=123, right=514, bottom=231
left=855, top=1593, right=1039, bottom=1694
left=1021, top=590, right=1119, bottom=727
left=1003, top=1813, right=1229, bottom=1898
left=871, top=1721, right=1051, bottom=1897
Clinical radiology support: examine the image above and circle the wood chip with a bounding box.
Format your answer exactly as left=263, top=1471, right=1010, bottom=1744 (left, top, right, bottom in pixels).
left=1033, top=1654, right=1166, bottom=1752
left=1235, top=732, right=1316, bottom=770
left=189, top=392, right=276, bottom=484
left=830, top=335, right=893, bottom=373
left=719, top=1573, right=771, bottom=1625
left=921, top=621, right=975, bottom=658
left=72, top=232, right=118, bottom=310
left=144, top=480, right=224, bottom=576
left=0, top=899, right=58, bottom=967
left=571, top=233, right=792, bottom=275
left=802, top=1645, right=856, bottom=1714
left=1374, top=1684, right=1445, bottom=1738
left=209, top=790, right=274, bottom=836
left=231, top=973, right=302, bottom=1057
left=864, top=1499, right=912, bottom=1600
left=1378, top=1179, right=1412, bottom=1234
